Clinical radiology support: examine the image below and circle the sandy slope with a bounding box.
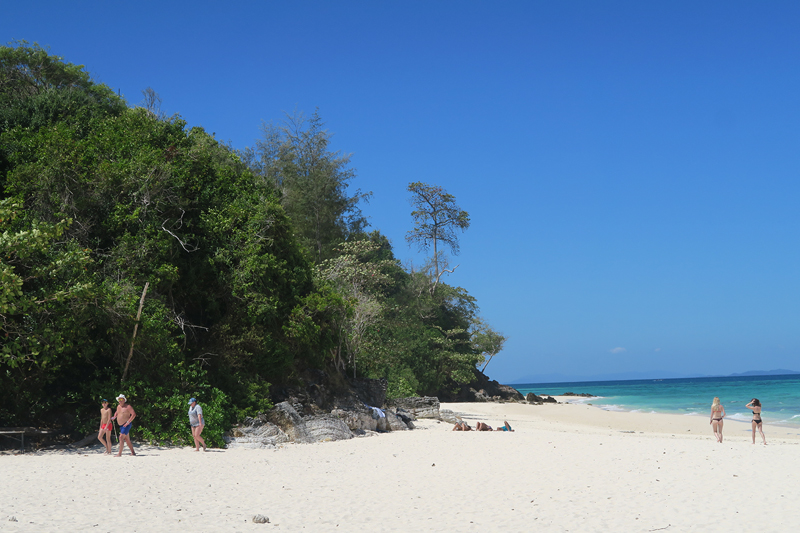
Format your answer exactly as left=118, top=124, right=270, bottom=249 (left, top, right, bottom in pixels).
left=1, top=400, right=798, bottom=532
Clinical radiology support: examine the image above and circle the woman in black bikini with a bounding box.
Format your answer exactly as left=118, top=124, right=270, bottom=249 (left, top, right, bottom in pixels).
left=709, top=397, right=725, bottom=443
left=746, top=398, right=766, bottom=445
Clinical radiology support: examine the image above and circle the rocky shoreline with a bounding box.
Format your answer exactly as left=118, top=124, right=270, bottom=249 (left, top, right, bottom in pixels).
left=225, top=370, right=564, bottom=448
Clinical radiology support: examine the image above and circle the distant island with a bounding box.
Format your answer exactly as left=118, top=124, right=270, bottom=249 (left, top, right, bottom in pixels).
left=510, top=369, right=800, bottom=385
left=728, top=369, right=800, bottom=377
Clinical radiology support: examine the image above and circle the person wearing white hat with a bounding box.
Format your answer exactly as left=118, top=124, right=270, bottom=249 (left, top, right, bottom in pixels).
left=188, top=398, right=206, bottom=452
left=111, top=394, right=136, bottom=456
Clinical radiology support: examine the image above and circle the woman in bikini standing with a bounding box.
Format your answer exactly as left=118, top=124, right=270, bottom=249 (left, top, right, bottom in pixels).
left=746, top=398, right=767, bottom=445
left=709, top=397, right=725, bottom=443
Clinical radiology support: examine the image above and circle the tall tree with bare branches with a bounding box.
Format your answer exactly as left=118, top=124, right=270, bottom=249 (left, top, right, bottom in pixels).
left=405, top=182, right=470, bottom=294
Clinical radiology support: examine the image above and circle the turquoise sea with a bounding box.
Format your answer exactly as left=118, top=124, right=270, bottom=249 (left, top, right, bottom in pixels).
left=515, top=374, right=800, bottom=428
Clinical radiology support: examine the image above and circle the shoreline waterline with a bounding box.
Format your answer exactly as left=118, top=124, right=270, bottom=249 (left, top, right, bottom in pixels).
left=514, top=373, right=800, bottom=429
left=559, top=395, right=800, bottom=431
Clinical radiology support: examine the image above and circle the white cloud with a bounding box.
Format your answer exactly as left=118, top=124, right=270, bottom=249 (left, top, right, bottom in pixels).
left=609, top=347, right=626, bottom=354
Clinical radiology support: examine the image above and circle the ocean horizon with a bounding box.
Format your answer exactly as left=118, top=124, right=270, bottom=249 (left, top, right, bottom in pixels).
left=514, top=373, right=800, bottom=429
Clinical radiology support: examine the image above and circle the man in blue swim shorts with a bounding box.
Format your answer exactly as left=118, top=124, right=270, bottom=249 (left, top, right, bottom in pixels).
left=112, top=394, right=137, bottom=456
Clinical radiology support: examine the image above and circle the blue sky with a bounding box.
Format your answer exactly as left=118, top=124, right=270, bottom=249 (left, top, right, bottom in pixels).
left=4, top=2, right=799, bottom=383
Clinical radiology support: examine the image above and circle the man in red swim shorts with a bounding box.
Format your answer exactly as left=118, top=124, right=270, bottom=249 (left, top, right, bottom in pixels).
left=98, top=399, right=113, bottom=454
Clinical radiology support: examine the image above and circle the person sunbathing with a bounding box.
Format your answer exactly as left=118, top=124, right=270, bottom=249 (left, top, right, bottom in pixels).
left=496, top=421, right=514, bottom=432
left=478, top=421, right=514, bottom=431
left=452, top=421, right=472, bottom=431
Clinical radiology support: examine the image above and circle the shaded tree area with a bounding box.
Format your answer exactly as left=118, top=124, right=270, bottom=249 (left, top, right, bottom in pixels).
left=1, top=43, right=507, bottom=444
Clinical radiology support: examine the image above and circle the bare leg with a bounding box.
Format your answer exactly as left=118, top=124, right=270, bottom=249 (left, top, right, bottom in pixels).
left=751, top=421, right=757, bottom=444
left=195, top=426, right=206, bottom=451
left=192, top=425, right=207, bottom=451
left=718, top=421, right=723, bottom=443
left=117, top=435, right=135, bottom=456
left=100, top=430, right=112, bottom=453
left=758, top=423, right=766, bottom=445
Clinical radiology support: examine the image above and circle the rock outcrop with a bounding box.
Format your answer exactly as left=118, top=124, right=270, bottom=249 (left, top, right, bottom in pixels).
left=525, top=392, right=558, bottom=404
left=225, top=415, right=289, bottom=449
left=226, top=365, right=527, bottom=448
left=386, top=396, right=441, bottom=419
left=437, top=369, right=525, bottom=403
left=438, top=409, right=461, bottom=424
left=304, top=415, right=354, bottom=442
left=226, top=394, right=416, bottom=447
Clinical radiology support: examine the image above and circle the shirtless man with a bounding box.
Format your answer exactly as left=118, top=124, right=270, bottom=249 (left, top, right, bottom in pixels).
left=97, top=399, right=113, bottom=454
left=112, top=394, right=136, bottom=456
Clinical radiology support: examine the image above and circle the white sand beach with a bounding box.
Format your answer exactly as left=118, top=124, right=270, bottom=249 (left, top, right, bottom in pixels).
left=2, top=400, right=799, bottom=532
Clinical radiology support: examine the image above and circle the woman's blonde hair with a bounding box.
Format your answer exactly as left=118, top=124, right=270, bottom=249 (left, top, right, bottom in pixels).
left=712, top=397, right=721, bottom=408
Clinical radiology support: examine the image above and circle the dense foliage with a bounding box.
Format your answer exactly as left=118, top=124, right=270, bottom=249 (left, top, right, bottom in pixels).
left=0, top=43, right=505, bottom=446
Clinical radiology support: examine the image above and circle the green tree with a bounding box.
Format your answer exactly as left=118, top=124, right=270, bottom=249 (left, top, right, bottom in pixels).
left=0, top=199, right=96, bottom=424
left=317, top=239, right=394, bottom=376
left=242, top=109, right=370, bottom=262
left=470, top=317, right=507, bottom=373
left=0, top=41, right=126, bottom=186
left=405, top=182, right=470, bottom=294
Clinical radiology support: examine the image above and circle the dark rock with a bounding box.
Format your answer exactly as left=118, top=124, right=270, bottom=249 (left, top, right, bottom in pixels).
left=271, top=366, right=389, bottom=415
left=392, top=408, right=416, bottom=423
left=525, top=392, right=558, bottom=404
left=349, top=377, right=388, bottom=408
left=437, top=369, right=525, bottom=403
left=562, top=392, right=593, bottom=397
left=387, top=397, right=441, bottom=419
left=525, top=392, right=542, bottom=403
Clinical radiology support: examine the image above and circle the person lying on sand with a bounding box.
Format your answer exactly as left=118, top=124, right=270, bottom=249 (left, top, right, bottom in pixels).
left=454, top=421, right=514, bottom=431
left=476, top=421, right=514, bottom=432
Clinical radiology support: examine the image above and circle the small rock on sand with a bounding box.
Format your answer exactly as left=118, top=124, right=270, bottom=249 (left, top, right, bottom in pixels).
left=252, top=514, right=269, bottom=524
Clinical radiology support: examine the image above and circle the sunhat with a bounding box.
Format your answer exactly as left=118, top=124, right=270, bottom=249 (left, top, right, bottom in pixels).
left=116, top=394, right=126, bottom=401
left=188, top=398, right=197, bottom=404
